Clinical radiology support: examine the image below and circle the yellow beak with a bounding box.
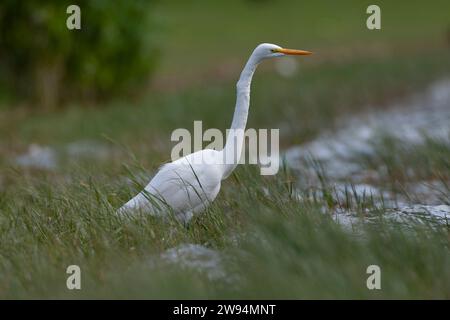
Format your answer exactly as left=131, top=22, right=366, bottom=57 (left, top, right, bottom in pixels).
left=274, top=48, right=312, bottom=55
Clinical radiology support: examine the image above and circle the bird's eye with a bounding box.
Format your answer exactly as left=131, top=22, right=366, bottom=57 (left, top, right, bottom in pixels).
left=270, top=49, right=277, bottom=53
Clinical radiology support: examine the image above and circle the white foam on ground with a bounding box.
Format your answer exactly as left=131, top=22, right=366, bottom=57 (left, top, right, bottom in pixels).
left=333, top=205, right=449, bottom=230
left=14, top=144, right=58, bottom=170
left=159, top=243, right=228, bottom=281
left=390, top=204, right=449, bottom=223
left=284, top=79, right=450, bottom=226
left=285, top=79, right=450, bottom=179
left=65, top=140, right=112, bottom=160
left=13, top=140, right=115, bottom=170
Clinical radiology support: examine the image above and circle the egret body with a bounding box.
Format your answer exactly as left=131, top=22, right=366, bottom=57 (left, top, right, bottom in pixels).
left=119, top=43, right=311, bottom=221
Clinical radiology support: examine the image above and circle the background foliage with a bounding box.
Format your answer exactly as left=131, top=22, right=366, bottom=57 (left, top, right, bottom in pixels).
left=0, top=0, right=160, bottom=108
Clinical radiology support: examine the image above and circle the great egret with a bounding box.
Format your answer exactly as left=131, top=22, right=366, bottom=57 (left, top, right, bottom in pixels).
left=118, top=43, right=312, bottom=221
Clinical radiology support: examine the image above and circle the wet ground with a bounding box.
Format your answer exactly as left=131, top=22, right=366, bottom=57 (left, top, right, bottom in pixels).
left=7, top=79, right=450, bottom=281
left=285, top=79, right=450, bottom=225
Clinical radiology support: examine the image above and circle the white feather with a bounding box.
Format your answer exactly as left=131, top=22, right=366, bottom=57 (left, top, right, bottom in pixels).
left=118, top=43, right=310, bottom=221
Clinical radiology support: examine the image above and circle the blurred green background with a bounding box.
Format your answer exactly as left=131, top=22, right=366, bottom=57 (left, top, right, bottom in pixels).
left=1, top=0, right=449, bottom=107
left=0, top=0, right=449, bottom=146
left=0, top=0, right=449, bottom=299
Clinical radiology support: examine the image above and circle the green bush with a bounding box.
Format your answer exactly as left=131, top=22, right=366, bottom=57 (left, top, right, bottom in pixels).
left=0, top=1, right=160, bottom=108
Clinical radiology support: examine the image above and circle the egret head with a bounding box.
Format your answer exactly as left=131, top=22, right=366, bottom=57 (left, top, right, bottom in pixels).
left=252, top=43, right=312, bottom=61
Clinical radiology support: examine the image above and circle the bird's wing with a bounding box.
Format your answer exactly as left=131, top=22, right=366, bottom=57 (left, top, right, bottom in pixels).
left=120, top=150, right=222, bottom=216
left=145, top=153, right=221, bottom=213
left=146, top=164, right=201, bottom=210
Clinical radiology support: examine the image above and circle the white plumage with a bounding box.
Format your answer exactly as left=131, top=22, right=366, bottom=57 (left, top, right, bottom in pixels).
left=118, top=43, right=312, bottom=221
left=119, top=149, right=223, bottom=221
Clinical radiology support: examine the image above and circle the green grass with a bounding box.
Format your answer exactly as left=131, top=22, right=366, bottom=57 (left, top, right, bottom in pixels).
left=352, top=135, right=450, bottom=203
left=1, top=0, right=450, bottom=299
left=1, top=91, right=450, bottom=299
left=1, top=158, right=449, bottom=299
left=1, top=55, right=450, bottom=299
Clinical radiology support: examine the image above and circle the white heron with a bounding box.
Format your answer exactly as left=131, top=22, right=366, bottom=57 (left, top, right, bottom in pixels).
left=118, top=43, right=312, bottom=221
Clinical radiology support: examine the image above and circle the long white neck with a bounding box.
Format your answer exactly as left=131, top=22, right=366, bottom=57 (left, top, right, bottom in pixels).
left=220, top=54, right=261, bottom=179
